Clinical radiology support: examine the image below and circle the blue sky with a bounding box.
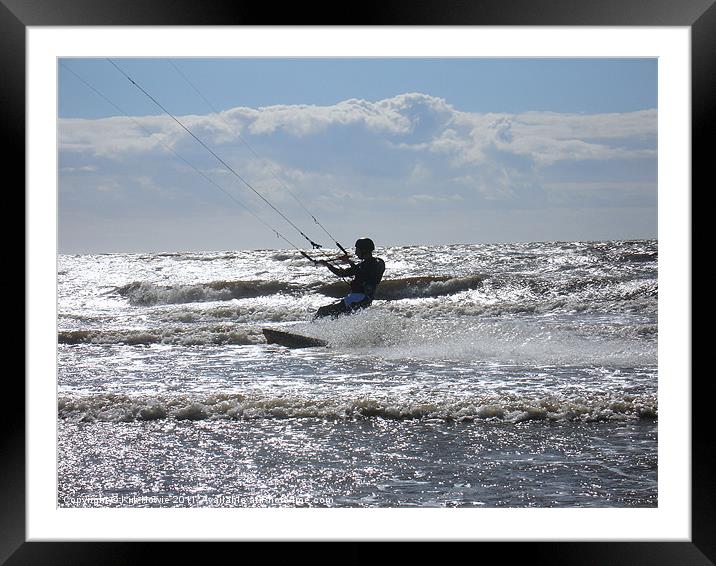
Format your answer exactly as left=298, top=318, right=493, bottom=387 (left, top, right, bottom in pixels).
left=58, top=58, right=657, bottom=253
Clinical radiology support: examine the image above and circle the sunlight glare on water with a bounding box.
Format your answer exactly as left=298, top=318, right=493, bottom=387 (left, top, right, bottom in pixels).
left=58, top=240, right=658, bottom=507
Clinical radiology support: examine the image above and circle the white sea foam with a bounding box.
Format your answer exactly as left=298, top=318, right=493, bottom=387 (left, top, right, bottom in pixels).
left=58, top=391, right=657, bottom=423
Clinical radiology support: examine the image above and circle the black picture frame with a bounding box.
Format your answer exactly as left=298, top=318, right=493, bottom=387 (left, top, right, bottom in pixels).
left=11, top=0, right=708, bottom=564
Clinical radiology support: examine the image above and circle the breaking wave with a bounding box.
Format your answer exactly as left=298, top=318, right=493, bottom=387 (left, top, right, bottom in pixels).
left=115, top=280, right=301, bottom=306
left=113, top=275, right=487, bottom=306
left=318, top=275, right=485, bottom=299
left=58, top=392, right=657, bottom=423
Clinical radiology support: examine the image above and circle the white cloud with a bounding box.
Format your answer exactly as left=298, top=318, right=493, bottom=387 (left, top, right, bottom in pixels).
left=408, top=162, right=431, bottom=184
left=244, top=95, right=420, bottom=137
left=408, top=192, right=463, bottom=204
left=428, top=108, right=657, bottom=166
left=96, top=180, right=120, bottom=193
left=60, top=165, right=98, bottom=173
left=59, top=94, right=656, bottom=168
left=59, top=115, right=184, bottom=157
left=58, top=93, right=453, bottom=154
left=59, top=92, right=657, bottom=227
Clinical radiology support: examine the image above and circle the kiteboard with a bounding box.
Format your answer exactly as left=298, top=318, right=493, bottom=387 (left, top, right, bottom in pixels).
left=262, top=328, right=328, bottom=349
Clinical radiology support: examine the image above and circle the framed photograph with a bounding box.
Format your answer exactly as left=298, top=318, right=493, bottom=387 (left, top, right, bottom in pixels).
left=14, top=0, right=707, bottom=563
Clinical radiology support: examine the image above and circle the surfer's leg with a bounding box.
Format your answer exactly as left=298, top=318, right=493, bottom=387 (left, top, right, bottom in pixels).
left=348, top=298, right=373, bottom=313
left=314, top=301, right=349, bottom=320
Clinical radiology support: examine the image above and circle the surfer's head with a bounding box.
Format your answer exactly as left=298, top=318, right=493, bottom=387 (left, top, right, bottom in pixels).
left=355, top=237, right=375, bottom=259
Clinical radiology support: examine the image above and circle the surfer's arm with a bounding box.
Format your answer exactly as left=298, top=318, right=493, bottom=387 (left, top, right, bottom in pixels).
left=319, top=260, right=354, bottom=277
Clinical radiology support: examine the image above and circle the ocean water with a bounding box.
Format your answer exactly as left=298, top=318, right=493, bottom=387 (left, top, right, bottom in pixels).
left=57, top=240, right=658, bottom=508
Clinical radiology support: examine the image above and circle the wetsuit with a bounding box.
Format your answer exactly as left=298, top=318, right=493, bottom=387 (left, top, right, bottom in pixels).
left=315, top=256, right=385, bottom=319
